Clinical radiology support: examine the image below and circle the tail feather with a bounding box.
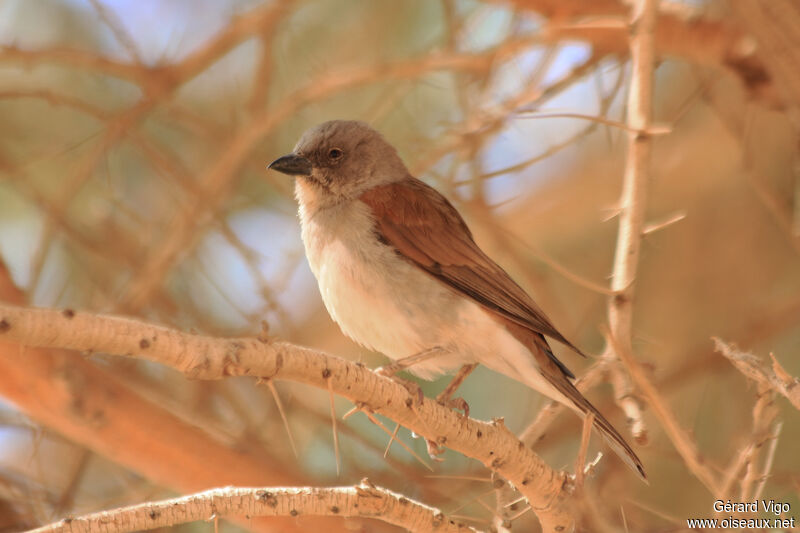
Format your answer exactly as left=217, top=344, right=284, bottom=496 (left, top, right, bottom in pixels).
left=555, top=375, right=648, bottom=482
left=584, top=397, right=648, bottom=482
left=498, top=320, right=647, bottom=481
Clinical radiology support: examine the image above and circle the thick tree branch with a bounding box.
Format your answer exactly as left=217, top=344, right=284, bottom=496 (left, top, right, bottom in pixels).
left=0, top=264, right=315, bottom=533
left=31, top=481, right=476, bottom=533
left=605, top=0, right=721, bottom=494
left=609, top=0, right=657, bottom=386
left=0, top=303, right=575, bottom=533
left=604, top=0, right=658, bottom=461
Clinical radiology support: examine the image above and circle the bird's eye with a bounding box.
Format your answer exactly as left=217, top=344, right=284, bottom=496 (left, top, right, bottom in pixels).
left=328, top=148, right=343, bottom=160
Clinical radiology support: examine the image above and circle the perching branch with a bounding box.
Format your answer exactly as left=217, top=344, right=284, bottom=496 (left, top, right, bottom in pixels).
left=0, top=303, right=575, bottom=533
left=0, top=263, right=310, bottom=533
left=31, top=480, right=476, bottom=533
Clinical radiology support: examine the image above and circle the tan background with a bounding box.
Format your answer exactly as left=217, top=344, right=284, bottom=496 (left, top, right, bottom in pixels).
left=0, top=0, right=797, bottom=531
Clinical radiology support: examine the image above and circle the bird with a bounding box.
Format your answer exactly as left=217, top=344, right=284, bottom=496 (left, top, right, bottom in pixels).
left=268, top=120, right=646, bottom=480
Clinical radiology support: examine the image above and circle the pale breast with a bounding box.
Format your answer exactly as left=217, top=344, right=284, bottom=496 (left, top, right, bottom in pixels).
left=297, top=194, right=553, bottom=389
left=298, top=197, right=465, bottom=372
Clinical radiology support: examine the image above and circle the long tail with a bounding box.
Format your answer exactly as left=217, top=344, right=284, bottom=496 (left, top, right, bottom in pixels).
left=575, top=384, right=647, bottom=482
left=499, top=321, right=647, bottom=481
left=549, top=370, right=647, bottom=482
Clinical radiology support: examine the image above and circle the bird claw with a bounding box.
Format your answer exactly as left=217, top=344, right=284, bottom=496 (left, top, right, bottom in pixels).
left=425, top=438, right=445, bottom=461
left=438, top=396, right=470, bottom=418
left=375, top=366, right=424, bottom=405
left=375, top=363, right=402, bottom=378
left=434, top=363, right=477, bottom=417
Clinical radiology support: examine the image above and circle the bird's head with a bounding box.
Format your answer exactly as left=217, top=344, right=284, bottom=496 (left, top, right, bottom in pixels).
left=268, top=120, right=408, bottom=206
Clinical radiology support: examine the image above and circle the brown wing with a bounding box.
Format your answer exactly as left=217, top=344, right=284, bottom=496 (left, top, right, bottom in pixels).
left=359, top=178, right=585, bottom=375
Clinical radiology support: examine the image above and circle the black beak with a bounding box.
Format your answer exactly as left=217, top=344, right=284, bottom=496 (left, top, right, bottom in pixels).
left=268, top=153, right=312, bottom=177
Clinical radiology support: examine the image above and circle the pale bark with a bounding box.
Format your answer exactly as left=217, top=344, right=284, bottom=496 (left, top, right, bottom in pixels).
left=0, top=302, right=575, bottom=533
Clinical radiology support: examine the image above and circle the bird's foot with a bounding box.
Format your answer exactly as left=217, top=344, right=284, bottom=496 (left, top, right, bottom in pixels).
left=376, top=346, right=446, bottom=376
left=437, top=395, right=470, bottom=418
left=435, top=363, right=478, bottom=417
left=375, top=366, right=424, bottom=405
left=425, top=438, right=446, bottom=461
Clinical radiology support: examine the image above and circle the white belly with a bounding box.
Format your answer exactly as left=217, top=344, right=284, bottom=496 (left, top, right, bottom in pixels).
left=299, top=198, right=454, bottom=374
left=297, top=194, right=560, bottom=397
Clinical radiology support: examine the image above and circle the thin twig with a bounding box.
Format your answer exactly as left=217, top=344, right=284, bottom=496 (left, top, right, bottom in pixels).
left=265, top=381, right=298, bottom=459
left=31, top=482, right=478, bottom=533
left=752, top=422, right=782, bottom=501
left=88, top=0, right=143, bottom=64
left=517, top=111, right=671, bottom=135
left=607, top=331, right=718, bottom=492
left=641, top=211, right=687, bottom=235
left=713, top=338, right=800, bottom=410
left=574, top=413, right=595, bottom=490
left=327, top=377, right=341, bottom=476
left=383, top=422, right=401, bottom=458
left=363, top=411, right=432, bottom=471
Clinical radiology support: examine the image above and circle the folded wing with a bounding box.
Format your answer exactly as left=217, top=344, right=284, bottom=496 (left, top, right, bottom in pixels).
left=359, top=177, right=585, bottom=378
